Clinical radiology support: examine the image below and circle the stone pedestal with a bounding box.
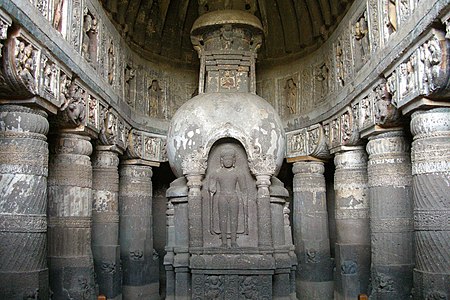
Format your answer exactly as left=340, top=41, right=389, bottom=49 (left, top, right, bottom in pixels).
left=410, top=108, right=450, bottom=299
left=119, top=162, right=159, bottom=299
left=92, top=146, right=122, bottom=300
left=292, top=161, right=333, bottom=300
left=333, top=147, right=370, bottom=299
left=0, top=105, right=49, bottom=299
left=47, top=133, right=97, bottom=299
left=366, top=131, right=414, bottom=299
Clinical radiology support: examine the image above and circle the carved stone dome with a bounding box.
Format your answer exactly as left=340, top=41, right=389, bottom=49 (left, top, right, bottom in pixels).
left=167, top=92, right=285, bottom=177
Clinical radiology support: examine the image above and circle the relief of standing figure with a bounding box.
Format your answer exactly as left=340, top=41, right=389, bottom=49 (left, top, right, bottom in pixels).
left=209, top=148, right=247, bottom=248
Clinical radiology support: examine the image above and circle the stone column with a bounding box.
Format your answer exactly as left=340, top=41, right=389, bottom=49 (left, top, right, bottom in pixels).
left=186, top=173, right=203, bottom=250
left=410, top=108, right=450, bottom=299
left=91, top=146, right=122, bottom=300
left=0, top=105, right=49, bottom=299
left=366, top=130, right=414, bottom=299
left=292, top=161, right=333, bottom=300
left=333, top=147, right=370, bottom=299
left=255, top=174, right=273, bottom=249
left=119, top=161, right=159, bottom=299
left=47, top=133, right=97, bottom=299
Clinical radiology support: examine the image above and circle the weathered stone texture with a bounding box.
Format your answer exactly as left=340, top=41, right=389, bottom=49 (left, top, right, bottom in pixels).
left=47, top=133, right=97, bottom=299
left=0, top=105, right=49, bottom=299
left=410, top=108, right=450, bottom=300
left=367, top=130, right=414, bottom=299
left=119, top=162, right=159, bottom=299
left=292, top=161, right=333, bottom=300
left=334, top=148, right=370, bottom=299
left=92, top=146, right=122, bottom=300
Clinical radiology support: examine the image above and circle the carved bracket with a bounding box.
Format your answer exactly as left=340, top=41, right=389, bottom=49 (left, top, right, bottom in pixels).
left=286, top=124, right=329, bottom=161
left=127, top=129, right=167, bottom=163
left=385, top=28, right=450, bottom=113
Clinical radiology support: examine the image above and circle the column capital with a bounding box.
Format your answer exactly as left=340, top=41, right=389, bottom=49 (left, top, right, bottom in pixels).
left=292, top=160, right=325, bottom=175
left=49, top=133, right=92, bottom=156
left=366, top=130, right=410, bottom=156
left=410, top=107, right=450, bottom=139
left=334, top=147, right=368, bottom=170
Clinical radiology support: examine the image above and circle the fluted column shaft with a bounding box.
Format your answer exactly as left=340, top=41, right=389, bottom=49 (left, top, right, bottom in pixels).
left=410, top=108, right=450, bottom=299
left=334, top=147, right=370, bottom=299
left=367, top=130, right=414, bottom=299
left=92, top=146, right=122, bottom=300
left=292, top=161, right=333, bottom=300
left=47, top=133, right=97, bottom=299
left=0, top=105, right=49, bottom=299
left=119, top=162, right=159, bottom=299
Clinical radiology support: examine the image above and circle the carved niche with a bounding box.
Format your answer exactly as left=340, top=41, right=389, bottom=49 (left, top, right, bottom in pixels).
left=353, top=11, right=370, bottom=70
left=278, top=75, right=298, bottom=117
left=202, top=140, right=257, bottom=248
left=81, top=8, right=98, bottom=65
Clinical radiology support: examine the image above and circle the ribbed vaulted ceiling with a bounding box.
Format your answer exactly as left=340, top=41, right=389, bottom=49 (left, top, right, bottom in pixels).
left=100, top=0, right=354, bottom=64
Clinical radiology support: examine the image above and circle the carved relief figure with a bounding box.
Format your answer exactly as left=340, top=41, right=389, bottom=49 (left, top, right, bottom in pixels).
left=60, top=83, right=86, bottom=126
left=419, top=37, right=441, bottom=93
left=53, top=0, right=64, bottom=32
left=205, top=275, right=224, bottom=299
left=315, top=64, right=329, bottom=99
left=354, top=13, right=369, bottom=65
left=209, top=148, right=247, bottom=247
left=124, top=65, right=135, bottom=105
left=386, top=0, right=397, bottom=36
left=15, top=40, right=37, bottom=90
left=82, top=11, right=97, bottom=63
left=149, top=79, right=162, bottom=117
left=336, top=40, right=345, bottom=86
left=107, top=41, right=115, bottom=85
left=284, top=78, right=297, bottom=115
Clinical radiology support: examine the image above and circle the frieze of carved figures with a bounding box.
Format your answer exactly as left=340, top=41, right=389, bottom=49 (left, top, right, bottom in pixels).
left=13, top=34, right=40, bottom=94
left=126, top=129, right=165, bottom=162
left=60, top=80, right=86, bottom=126
left=117, top=118, right=130, bottom=150
left=286, top=123, right=330, bottom=159
left=39, top=53, right=59, bottom=104
left=0, top=9, right=12, bottom=58
left=87, top=94, right=99, bottom=128
left=393, top=29, right=449, bottom=109
left=98, top=106, right=116, bottom=145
